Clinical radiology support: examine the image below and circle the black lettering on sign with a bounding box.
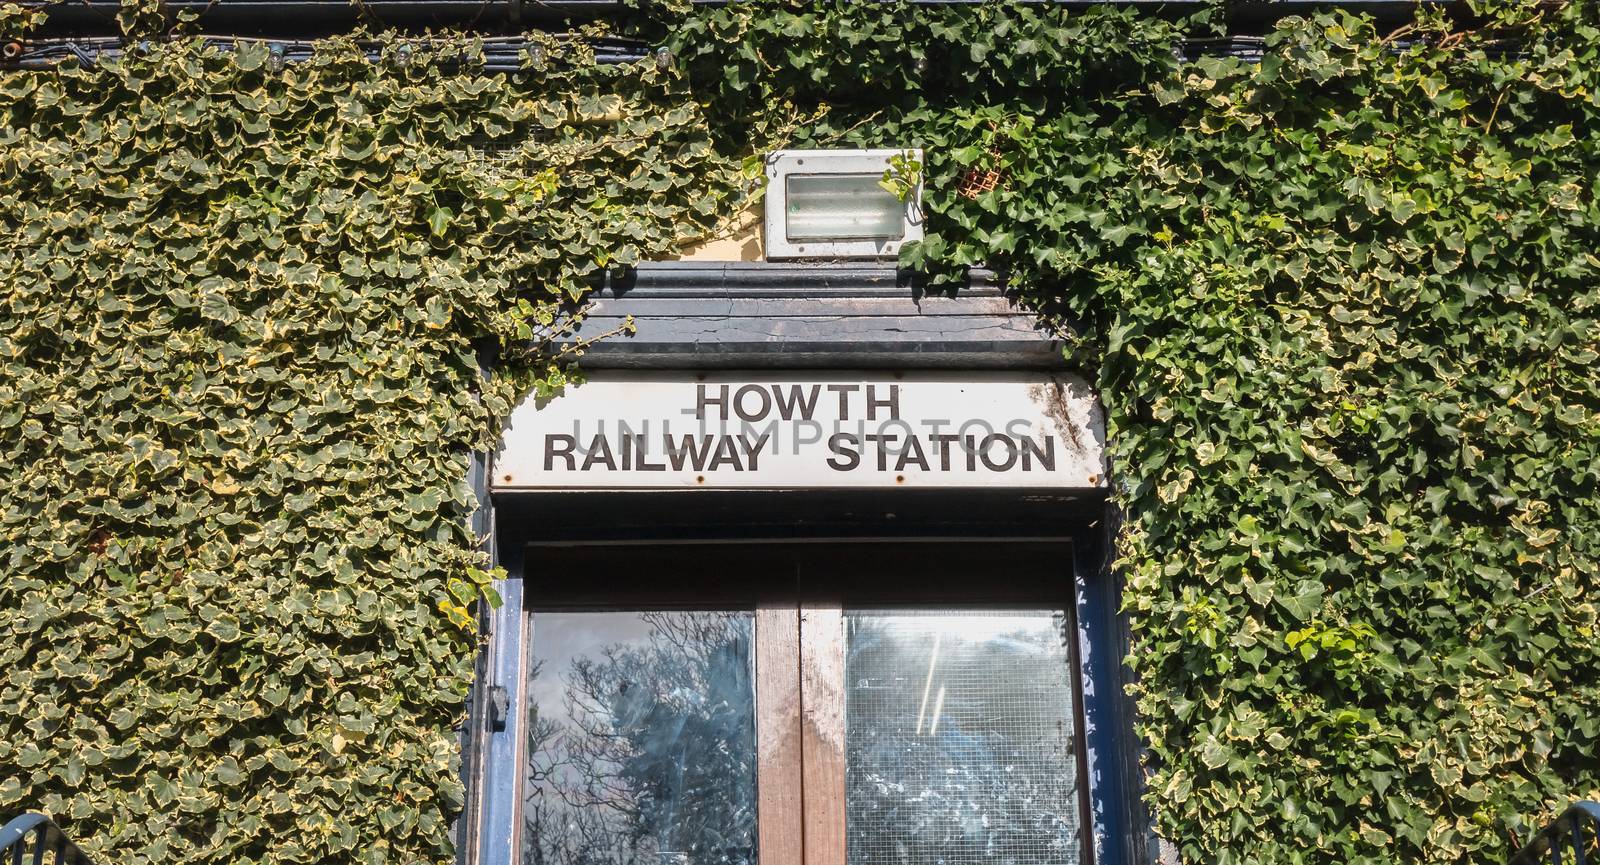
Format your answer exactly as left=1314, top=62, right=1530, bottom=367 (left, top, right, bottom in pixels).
left=979, top=434, right=1018, bottom=471
left=539, top=383, right=1070, bottom=481
left=739, top=432, right=771, bottom=471
left=545, top=434, right=577, bottom=470
left=696, top=385, right=729, bottom=421
left=707, top=437, right=742, bottom=471
left=635, top=437, right=666, bottom=471
left=772, top=384, right=821, bottom=420
left=827, top=433, right=860, bottom=470
left=581, top=435, right=617, bottom=471
left=827, top=384, right=859, bottom=420
left=1021, top=436, right=1055, bottom=471
left=734, top=385, right=771, bottom=422
left=866, top=384, right=900, bottom=421
left=895, top=435, right=930, bottom=472
left=667, top=435, right=714, bottom=471
left=864, top=434, right=897, bottom=471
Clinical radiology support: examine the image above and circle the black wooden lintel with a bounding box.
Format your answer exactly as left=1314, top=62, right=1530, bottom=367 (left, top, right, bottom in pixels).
left=566, top=262, right=1065, bottom=370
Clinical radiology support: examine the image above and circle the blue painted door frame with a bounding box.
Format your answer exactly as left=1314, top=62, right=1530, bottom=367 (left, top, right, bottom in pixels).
left=460, top=263, right=1148, bottom=865
left=464, top=499, right=1143, bottom=865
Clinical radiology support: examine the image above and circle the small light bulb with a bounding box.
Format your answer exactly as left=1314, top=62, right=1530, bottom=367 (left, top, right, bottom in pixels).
left=527, top=43, right=545, bottom=69
left=267, top=43, right=285, bottom=73
left=394, top=44, right=414, bottom=68
left=654, top=46, right=672, bottom=72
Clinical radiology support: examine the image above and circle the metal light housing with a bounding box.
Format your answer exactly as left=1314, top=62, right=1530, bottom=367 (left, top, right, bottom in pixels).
left=764, top=149, right=923, bottom=260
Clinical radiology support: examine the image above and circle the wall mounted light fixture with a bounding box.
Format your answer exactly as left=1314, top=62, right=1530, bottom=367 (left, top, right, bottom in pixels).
left=764, top=149, right=924, bottom=260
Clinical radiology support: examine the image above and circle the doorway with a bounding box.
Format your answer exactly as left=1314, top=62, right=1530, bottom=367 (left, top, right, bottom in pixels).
left=516, top=541, right=1093, bottom=865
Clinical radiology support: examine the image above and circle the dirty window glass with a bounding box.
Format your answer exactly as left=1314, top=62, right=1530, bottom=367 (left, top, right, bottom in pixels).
left=844, top=610, right=1083, bottom=865
left=524, top=611, right=757, bottom=865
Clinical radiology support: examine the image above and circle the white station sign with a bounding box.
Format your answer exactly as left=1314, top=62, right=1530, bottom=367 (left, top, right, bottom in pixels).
left=494, top=371, right=1105, bottom=490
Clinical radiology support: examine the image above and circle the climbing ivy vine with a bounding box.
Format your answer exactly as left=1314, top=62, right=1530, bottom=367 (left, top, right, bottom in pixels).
left=0, top=10, right=750, bottom=863
left=1, top=1, right=1597, bottom=865
left=657, top=2, right=1600, bottom=862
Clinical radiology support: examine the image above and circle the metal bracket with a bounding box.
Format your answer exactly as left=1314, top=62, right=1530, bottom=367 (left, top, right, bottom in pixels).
left=488, top=685, right=509, bottom=732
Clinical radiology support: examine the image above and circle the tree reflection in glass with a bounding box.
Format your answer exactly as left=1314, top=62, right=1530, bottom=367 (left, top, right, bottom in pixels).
left=844, top=610, right=1082, bottom=865
left=524, top=611, right=757, bottom=865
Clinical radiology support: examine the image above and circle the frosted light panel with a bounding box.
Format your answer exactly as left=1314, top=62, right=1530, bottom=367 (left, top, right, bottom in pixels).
left=784, top=175, right=906, bottom=241
left=844, top=609, right=1084, bottom=865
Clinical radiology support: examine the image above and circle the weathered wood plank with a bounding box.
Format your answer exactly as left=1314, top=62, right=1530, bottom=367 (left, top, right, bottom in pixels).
left=800, top=602, right=848, bottom=865
left=757, top=604, right=805, bottom=865
left=547, top=262, right=1063, bottom=369
left=586, top=295, right=1024, bottom=318
left=601, top=261, right=1001, bottom=298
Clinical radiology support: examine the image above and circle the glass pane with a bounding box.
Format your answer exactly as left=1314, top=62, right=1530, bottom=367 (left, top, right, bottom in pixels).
left=785, top=174, right=906, bottom=241
left=844, top=610, right=1083, bottom=865
left=524, top=611, right=758, bottom=865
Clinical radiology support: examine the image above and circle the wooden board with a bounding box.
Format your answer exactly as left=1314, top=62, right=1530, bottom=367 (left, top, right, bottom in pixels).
left=757, top=604, right=805, bottom=865
left=800, top=602, right=847, bottom=865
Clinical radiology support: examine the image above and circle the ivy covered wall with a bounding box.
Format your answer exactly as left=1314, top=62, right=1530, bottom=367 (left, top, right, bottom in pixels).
left=0, top=7, right=748, bottom=861
left=2, top=2, right=1598, bottom=865
left=659, top=4, right=1600, bottom=862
